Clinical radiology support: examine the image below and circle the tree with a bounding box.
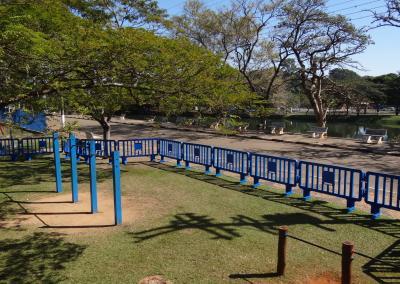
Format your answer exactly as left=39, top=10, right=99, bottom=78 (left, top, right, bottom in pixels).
left=369, top=73, right=400, bottom=115
left=1, top=0, right=253, bottom=139
left=328, top=69, right=384, bottom=116
left=65, top=0, right=167, bottom=29
left=172, top=0, right=285, bottom=100
left=276, top=0, right=371, bottom=127
left=0, top=0, right=87, bottom=109
left=372, top=0, right=400, bottom=28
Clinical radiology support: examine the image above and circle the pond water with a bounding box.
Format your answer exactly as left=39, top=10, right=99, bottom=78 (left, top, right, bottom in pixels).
left=243, top=118, right=400, bottom=140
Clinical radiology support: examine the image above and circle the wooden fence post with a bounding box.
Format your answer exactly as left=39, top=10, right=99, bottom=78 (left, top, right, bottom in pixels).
left=342, top=241, right=354, bottom=284
left=277, top=226, right=288, bottom=276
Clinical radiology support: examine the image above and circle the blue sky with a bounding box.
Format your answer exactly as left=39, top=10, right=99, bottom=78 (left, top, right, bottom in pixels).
left=158, top=0, right=400, bottom=76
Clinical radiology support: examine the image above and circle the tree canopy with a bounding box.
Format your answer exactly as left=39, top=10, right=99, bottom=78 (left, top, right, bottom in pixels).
left=0, top=0, right=252, bottom=138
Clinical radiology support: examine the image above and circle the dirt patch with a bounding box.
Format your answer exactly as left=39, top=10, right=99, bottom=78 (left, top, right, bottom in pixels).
left=298, top=272, right=340, bottom=284
left=139, top=275, right=172, bottom=284
left=3, top=187, right=162, bottom=235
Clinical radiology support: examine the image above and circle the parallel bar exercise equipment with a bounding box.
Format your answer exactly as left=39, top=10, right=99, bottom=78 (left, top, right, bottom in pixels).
left=112, top=151, right=123, bottom=225
left=89, top=140, right=98, bottom=213
left=69, top=133, right=79, bottom=203
left=53, top=133, right=63, bottom=193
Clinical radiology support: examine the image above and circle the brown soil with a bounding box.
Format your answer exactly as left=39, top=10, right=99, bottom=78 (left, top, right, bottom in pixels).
left=299, top=272, right=341, bottom=284
left=139, top=275, right=172, bottom=284
left=3, top=186, right=162, bottom=235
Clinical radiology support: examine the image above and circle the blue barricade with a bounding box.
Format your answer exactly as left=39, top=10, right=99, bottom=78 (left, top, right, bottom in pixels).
left=250, top=153, right=297, bottom=195
left=20, top=137, right=55, bottom=160
left=0, top=139, right=19, bottom=160
left=182, top=142, right=213, bottom=174
left=62, top=138, right=71, bottom=158
left=213, top=147, right=249, bottom=184
left=77, top=139, right=117, bottom=162
left=298, top=161, right=363, bottom=212
left=365, top=172, right=400, bottom=219
left=118, top=138, right=158, bottom=164
left=159, top=139, right=182, bottom=166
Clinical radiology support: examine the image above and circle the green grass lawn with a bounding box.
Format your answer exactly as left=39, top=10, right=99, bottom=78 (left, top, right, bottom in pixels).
left=1, top=158, right=400, bottom=283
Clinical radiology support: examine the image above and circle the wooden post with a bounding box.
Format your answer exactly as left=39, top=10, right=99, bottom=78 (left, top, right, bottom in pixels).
left=342, top=241, right=354, bottom=284
left=277, top=226, right=288, bottom=276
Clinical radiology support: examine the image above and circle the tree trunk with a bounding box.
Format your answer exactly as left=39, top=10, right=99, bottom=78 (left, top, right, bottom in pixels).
left=396, top=105, right=399, bottom=116
left=316, top=111, right=327, bottom=127
left=101, top=120, right=111, bottom=140
left=94, top=116, right=111, bottom=140
left=307, top=90, right=327, bottom=127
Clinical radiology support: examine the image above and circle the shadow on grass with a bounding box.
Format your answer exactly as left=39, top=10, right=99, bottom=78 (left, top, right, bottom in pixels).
left=142, top=161, right=400, bottom=283
left=0, top=158, right=113, bottom=189
left=362, top=239, right=400, bottom=284
left=229, top=272, right=280, bottom=282
left=0, top=232, right=85, bottom=283
left=144, top=161, right=400, bottom=239
left=131, top=212, right=335, bottom=243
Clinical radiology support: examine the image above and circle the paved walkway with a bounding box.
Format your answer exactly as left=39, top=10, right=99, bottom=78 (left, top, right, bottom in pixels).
left=50, top=115, right=400, bottom=175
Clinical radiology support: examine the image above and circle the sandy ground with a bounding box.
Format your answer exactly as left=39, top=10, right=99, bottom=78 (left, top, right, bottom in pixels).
left=3, top=183, right=162, bottom=234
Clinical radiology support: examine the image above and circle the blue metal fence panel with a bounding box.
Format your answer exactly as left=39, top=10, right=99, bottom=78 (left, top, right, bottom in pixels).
left=62, top=138, right=71, bottom=156
left=118, top=138, right=158, bottom=158
left=0, top=139, right=19, bottom=159
left=250, top=153, right=297, bottom=186
left=365, top=172, right=400, bottom=212
left=298, top=161, right=363, bottom=201
left=213, top=147, right=249, bottom=175
left=159, top=139, right=182, bottom=161
left=182, top=142, right=212, bottom=167
left=20, top=137, right=55, bottom=158
left=77, top=139, right=117, bottom=158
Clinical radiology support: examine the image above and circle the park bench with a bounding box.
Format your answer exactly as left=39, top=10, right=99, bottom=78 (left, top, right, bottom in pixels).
left=85, top=131, right=102, bottom=139
left=269, top=122, right=285, bottom=135
left=308, top=126, right=328, bottom=138
left=362, top=128, right=387, bottom=144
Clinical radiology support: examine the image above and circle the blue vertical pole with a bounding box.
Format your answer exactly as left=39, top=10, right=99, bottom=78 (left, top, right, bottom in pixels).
left=53, top=132, right=63, bottom=193
left=70, top=133, right=79, bottom=203
left=89, top=140, right=98, bottom=213
left=112, top=151, right=122, bottom=225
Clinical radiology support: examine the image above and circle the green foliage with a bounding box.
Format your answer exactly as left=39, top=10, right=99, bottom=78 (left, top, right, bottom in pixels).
left=57, top=121, right=79, bottom=138
left=1, top=0, right=253, bottom=137
left=64, top=0, right=167, bottom=28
